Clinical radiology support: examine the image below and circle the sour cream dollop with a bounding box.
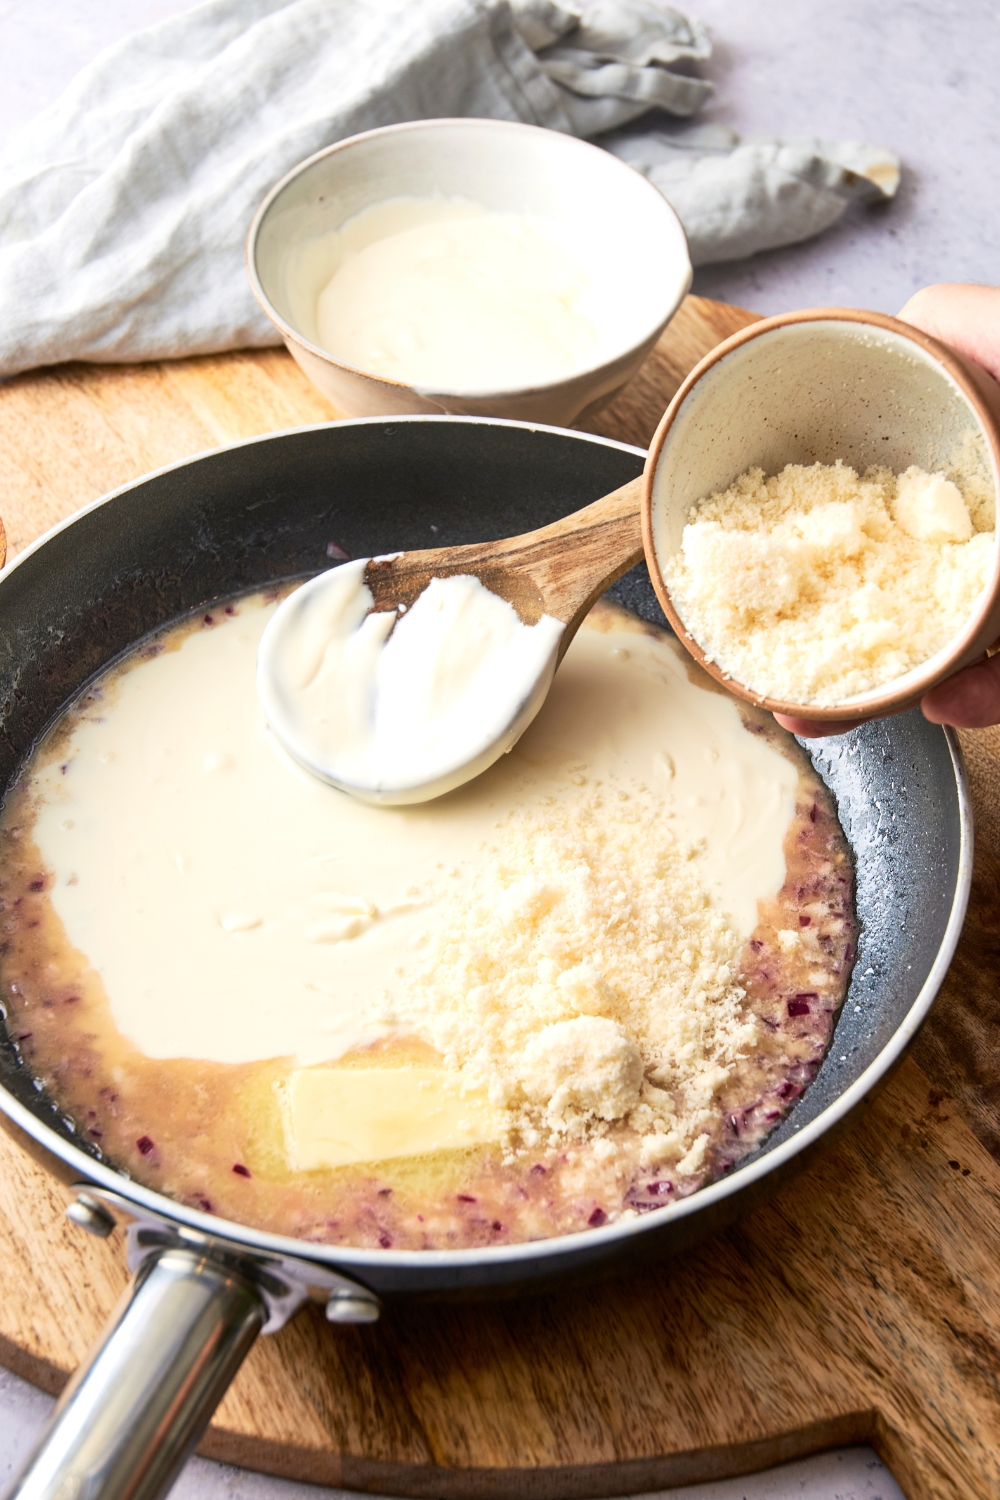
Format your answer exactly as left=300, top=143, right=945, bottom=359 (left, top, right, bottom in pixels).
left=257, top=561, right=564, bottom=804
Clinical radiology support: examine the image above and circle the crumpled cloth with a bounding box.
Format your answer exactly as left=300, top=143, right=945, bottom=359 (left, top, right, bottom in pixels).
left=0, top=0, right=900, bottom=378
left=603, top=120, right=899, bottom=266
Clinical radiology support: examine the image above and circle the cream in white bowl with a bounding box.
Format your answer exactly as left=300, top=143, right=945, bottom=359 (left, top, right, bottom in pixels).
left=311, top=196, right=617, bottom=394
left=248, top=119, right=692, bottom=425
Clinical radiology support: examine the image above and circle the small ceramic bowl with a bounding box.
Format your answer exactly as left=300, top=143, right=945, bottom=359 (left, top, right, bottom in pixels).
left=247, top=118, right=692, bottom=427
left=641, top=308, right=1000, bottom=722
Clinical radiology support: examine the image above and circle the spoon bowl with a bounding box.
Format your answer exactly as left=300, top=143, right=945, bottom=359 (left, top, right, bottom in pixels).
left=257, top=476, right=643, bottom=803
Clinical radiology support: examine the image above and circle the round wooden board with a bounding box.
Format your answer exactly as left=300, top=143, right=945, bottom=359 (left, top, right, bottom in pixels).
left=1, top=298, right=1000, bottom=1500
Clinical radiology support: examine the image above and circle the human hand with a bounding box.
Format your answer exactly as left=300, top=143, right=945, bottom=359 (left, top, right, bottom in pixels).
left=774, top=283, right=1000, bottom=738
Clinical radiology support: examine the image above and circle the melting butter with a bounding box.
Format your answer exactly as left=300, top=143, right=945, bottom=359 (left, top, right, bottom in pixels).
left=29, top=600, right=798, bottom=1069
left=281, top=1066, right=502, bottom=1170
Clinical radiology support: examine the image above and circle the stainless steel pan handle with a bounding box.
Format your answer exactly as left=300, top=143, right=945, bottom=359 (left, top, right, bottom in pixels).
left=6, top=1246, right=266, bottom=1500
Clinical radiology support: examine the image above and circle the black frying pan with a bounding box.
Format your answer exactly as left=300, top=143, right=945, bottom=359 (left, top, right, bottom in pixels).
left=0, top=417, right=970, bottom=1500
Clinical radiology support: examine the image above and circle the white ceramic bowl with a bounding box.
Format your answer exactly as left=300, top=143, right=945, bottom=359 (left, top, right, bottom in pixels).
left=641, top=309, right=1000, bottom=720
left=247, top=118, right=692, bottom=426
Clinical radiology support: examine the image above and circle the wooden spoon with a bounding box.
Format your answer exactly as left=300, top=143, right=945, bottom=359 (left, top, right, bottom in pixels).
left=259, top=476, right=644, bottom=804
left=363, top=475, right=644, bottom=652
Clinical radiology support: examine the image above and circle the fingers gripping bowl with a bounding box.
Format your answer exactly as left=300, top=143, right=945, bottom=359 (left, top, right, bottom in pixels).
left=642, top=309, right=1000, bottom=722
left=0, top=422, right=970, bottom=1500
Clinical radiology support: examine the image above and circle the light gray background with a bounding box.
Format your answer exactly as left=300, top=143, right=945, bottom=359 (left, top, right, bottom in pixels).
left=1, top=1, right=994, bottom=1496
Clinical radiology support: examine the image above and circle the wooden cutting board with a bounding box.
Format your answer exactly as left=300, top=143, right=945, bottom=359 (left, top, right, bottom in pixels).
left=1, top=296, right=999, bottom=1500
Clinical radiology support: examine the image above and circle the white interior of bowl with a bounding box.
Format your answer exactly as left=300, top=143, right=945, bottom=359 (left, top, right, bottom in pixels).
left=650, top=319, right=1000, bottom=708
left=252, top=119, right=691, bottom=397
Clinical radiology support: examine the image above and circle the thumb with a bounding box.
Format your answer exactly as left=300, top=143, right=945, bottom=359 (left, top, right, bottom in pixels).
left=922, top=653, right=1000, bottom=728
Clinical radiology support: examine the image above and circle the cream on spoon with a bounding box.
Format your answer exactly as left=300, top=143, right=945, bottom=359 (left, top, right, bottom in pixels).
left=257, top=477, right=644, bottom=804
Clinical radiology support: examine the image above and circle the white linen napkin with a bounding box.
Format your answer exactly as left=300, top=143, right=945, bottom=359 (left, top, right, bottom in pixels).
left=0, top=0, right=899, bottom=377
left=603, top=119, right=900, bottom=266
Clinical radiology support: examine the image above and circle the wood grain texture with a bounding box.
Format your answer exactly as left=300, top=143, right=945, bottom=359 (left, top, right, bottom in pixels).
left=364, top=475, right=644, bottom=642
left=1, top=294, right=999, bottom=1500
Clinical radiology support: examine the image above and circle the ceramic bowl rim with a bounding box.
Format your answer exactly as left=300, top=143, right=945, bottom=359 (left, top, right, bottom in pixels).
left=640, top=306, right=1000, bottom=721
left=245, top=116, right=692, bottom=404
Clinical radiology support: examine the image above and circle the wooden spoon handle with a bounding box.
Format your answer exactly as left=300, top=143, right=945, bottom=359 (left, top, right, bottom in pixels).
left=501, top=474, right=645, bottom=640
left=364, top=474, right=644, bottom=648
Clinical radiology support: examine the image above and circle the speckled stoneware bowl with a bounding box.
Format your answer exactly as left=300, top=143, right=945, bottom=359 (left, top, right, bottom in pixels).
left=641, top=308, right=1000, bottom=722
left=247, top=118, right=692, bottom=426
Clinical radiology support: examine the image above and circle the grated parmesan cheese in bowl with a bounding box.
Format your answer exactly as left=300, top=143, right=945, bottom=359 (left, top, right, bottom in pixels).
left=662, top=444, right=997, bottom=707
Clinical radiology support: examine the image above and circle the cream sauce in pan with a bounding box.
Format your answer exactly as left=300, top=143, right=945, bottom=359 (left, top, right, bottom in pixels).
left=0, top=596, right=855, bottom=1249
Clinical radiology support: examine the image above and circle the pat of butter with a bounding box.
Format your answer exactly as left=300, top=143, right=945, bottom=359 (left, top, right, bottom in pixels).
left=281, top=1066, right=502, bottom=1170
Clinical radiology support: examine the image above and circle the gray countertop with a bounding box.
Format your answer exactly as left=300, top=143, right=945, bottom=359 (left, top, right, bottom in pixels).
left=691, top=0, right=998, bottom=317
left=1, top=2, right=993, bottom=1496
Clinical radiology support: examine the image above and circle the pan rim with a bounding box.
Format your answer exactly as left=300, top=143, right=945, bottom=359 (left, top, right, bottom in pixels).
left=0, top=416, right=974, bottom=1274
left=0, top=413, right=648, bottom=585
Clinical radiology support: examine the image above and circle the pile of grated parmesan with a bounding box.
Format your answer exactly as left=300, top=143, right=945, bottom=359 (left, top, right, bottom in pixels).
left=663, top=443, right=996, bottom=706
left=383, top=789, right=757, bottom=1174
